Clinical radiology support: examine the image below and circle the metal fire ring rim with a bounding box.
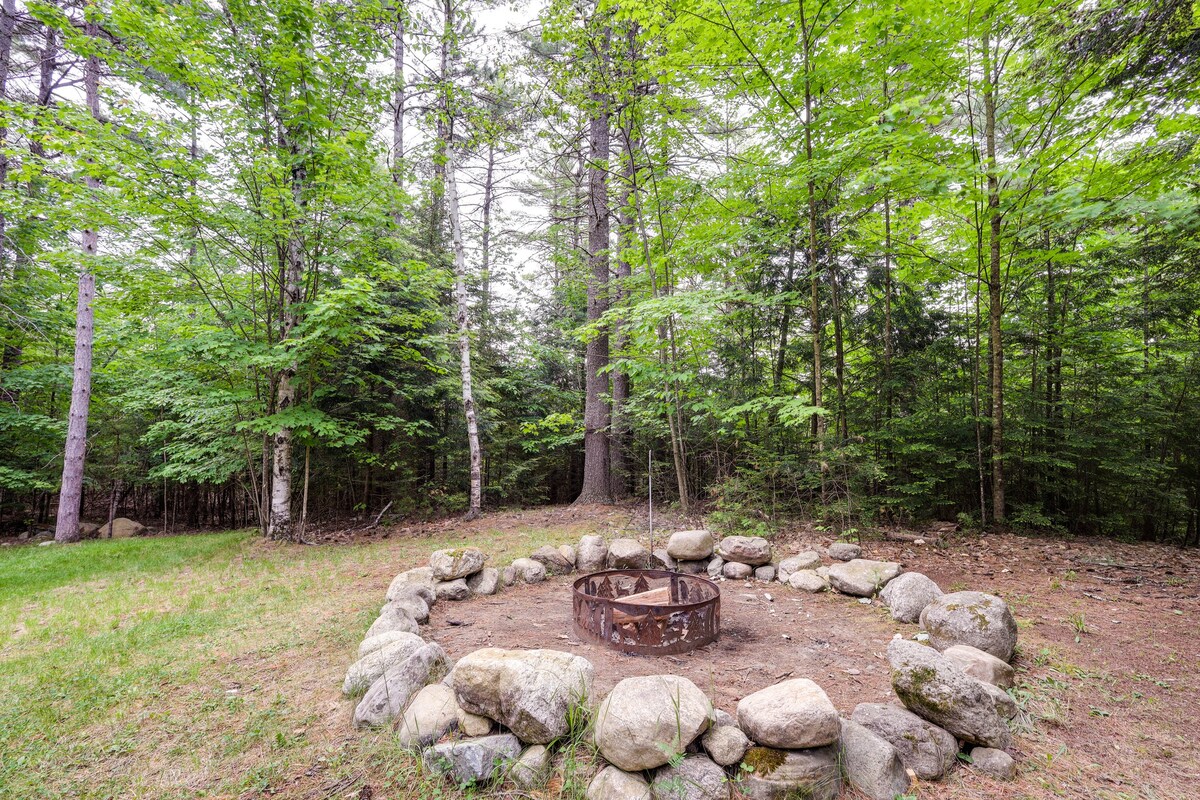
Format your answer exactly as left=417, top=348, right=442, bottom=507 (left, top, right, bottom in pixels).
left=571, top=568, right=722, bottom=656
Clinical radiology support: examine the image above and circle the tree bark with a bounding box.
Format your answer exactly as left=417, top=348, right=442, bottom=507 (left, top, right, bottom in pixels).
left=610, top=108, right=635, bottom=500
left=54, top=13, right=101, bottom=544
left=391, top=0, right=405, bottom=217
left=576, top=23, right=613, bottom=505
left=983, top=24, right=1005, bottom=523
left=441, top=0, right=482, bottom=519
left=800, top=4, right=824, bottom=448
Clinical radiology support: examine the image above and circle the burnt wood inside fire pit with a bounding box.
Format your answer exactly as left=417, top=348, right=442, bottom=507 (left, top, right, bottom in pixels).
left=572, top=569, right=721, bottom=655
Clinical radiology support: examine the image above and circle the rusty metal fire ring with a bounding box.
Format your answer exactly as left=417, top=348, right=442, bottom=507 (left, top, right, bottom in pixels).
left=572, top=569, right=721, bottom=656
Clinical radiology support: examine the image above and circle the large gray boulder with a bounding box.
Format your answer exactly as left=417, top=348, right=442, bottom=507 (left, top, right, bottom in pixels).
left=879, top=572, right=943, bottom=623
left=587, top=766, right=651, bottom=800
left=511, top=557, right=547, bottom=584
left=851, top=702, right=959, bottom=780
left=777, top=551, right=821, bottom=583
left=357, top=630, right=411, bottom=659
left=701, top=722, right=750, bottom=766
left=736, top=746, right=841, bottom=800
left=652, top=548, right=677, bottom=570
left=715, top=536, right=771, bottom=566
left=607, top=538, right=653, bottom=569
left=435, top=578, right=470, bottom=602
left=99, top=517, right=145, bottom=539
left=839, top=719, right=912, bottom=800
left=667, top=530, right=714, bottom=561
left=382, top=592, right=430, bottom=624
left=365, top=605, right=419, bottom=639
left=430, top=547, right=487, bottom=580
left=887, top=639, right=1011, bottom=749
left=723, top=561, right=752, bottom=580
left=788, top=570, right=827, bottom=593
left=342, top=632, right=426, bottom=695
left=530, top=544, right=573, bottom=575
left=921, top=591, right=1018, bottom=662
left=353, top=641, right=448, bottom=728
left=736, top=679, right=839, bottom=749
left=397, top=682, right=458, bottom=748
left=652, top=755, right=729, bottom=800
left=943, top=644, right=1016, bottom=688
left=386, top=566, right=436, bottom=606
left=577, top=535, right=609, bottom=573
left=422, top=733, right=521, bottom=785
left=450, top=648, right=593, bottom=744
left=827, top=559, right=901, bottom=597
left=594, top=674, right=713, bottom=771
left=467, top=567, right=501, bottom=596
left=827, top=542, right=861, bottom=561
left=676, top=559, right=708, bottom=575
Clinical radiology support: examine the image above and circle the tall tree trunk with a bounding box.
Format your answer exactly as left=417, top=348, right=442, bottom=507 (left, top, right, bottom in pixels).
left=983, top=25, right=1005, bottom=523
left=392, top=0, right=405, bottom=204
left=610, top=110, right=635, bottom=500
left=576, top=23, right=613, bottom=505
left=0, top=0, right=14, bottom=275
left=480, top=141, right=494, bottom=331
left=54, top=14, right=101, bottom=544
left=441, top=0, right=482, bottom=519
left=799, top=5, right=824, bottom=449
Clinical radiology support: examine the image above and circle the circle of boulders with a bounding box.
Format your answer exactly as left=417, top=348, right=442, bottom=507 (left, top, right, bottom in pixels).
left=343, top=528, right=1027, bottom=798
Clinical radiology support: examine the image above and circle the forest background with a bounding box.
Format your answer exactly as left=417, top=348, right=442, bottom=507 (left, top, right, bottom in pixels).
left=1, top=0, right=1198, bottom=545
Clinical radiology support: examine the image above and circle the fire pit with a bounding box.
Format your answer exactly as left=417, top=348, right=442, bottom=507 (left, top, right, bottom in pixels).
left=572, top=569, right=721, bottom=656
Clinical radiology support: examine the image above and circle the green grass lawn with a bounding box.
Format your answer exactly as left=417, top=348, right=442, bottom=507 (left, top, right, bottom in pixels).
left=0, top=514, right=615, bottom=800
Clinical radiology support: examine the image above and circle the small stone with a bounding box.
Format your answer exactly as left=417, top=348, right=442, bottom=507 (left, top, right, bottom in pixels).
left=510, top=744, right=551, bottom=789
left=467, top=567, right=500, bottom=596
left=723, top=561, right=753, bottom=580
left=435, top=578, right=470, bottom=601
left=702, top=723, right=750, bottom=766
left=676, top=559, right=708, bottom=575
left=763, top=592, right=774, bottom=602
left=788, top=570, right=826, bottom=593
left=511, top=557, right=547, bottom=584
left=737, top=678, right=839, bottom=749
left=667, top=529, right=714, bottom=561
left=423, top=733, right=521, bottom=785
left=755, top=565, right=776, bottom=582
left=587, top=766, right=651, bottom=800
left=969, top=746, right=1016, bottom=780
left=858, top=597, right=873, bottom=605
left=707, top=556, right=725, bottom=578
left=827, top=542, right=861, bottom=561
left=430, top=547, right=487, bottom=580
left=500, top=565, right=518, bottom=586
left=715, top=535, right=772, bottom=566
left=457, top=705, right=493, bottom=737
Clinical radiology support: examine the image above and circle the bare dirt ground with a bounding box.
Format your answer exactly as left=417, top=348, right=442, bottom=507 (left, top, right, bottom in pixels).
left=415, top=511, right=1200, bottom=800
